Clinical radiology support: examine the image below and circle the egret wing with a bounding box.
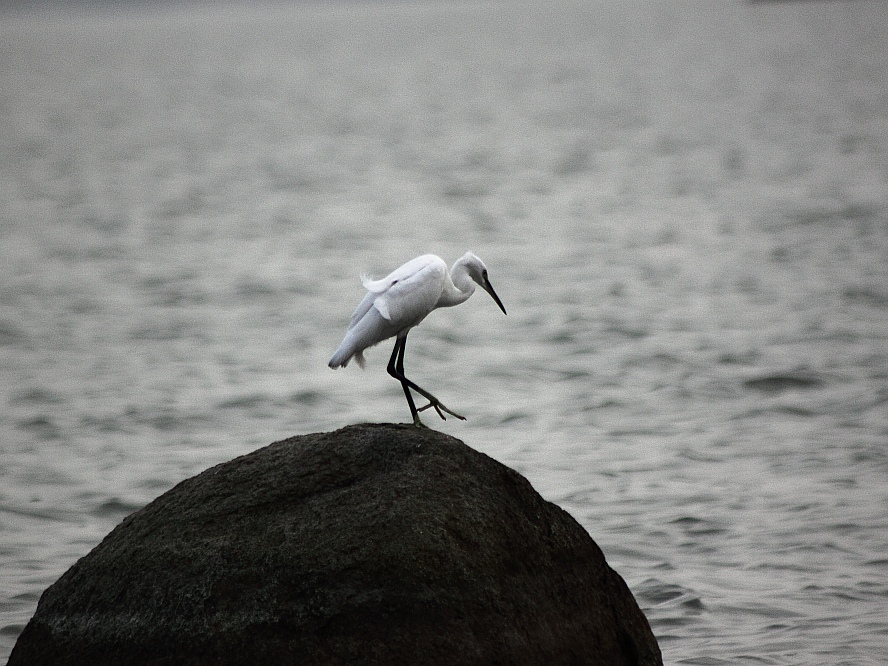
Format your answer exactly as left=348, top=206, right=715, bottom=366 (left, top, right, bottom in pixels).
left=373, top=257, right=446, bottom=326
left=349, top=255, right=441, bottom=329
left=347, top=290, right=377, bottom=329
left=362, top=255, right=442, bottom=292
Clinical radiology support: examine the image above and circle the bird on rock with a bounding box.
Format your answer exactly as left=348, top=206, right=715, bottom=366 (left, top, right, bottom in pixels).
left=329, top=252, right=507, bottom=426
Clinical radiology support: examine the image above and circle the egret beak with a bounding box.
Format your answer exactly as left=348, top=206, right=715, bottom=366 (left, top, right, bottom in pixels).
left=482, top=278, right=507, bottom=315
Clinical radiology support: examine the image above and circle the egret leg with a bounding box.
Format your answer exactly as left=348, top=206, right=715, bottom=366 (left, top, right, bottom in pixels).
left=387, top=333, right=465, bottom=426
left=388, top=337, right=421, bottom=425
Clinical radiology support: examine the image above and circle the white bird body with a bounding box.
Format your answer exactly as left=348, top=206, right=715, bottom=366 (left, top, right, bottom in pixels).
left=328, top=252, right=506, bottom=425
left=330, top=253, right=489, bottom=369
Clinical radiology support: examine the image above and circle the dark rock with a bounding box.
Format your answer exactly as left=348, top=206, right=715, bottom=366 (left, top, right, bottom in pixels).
left=9, top=423, right=662, bottom=666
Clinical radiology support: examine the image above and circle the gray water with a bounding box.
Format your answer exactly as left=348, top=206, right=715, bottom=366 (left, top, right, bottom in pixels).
left=2, top=1, right=888, bottom=663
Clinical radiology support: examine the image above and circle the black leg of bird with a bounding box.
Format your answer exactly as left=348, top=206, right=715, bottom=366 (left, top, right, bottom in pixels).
left=388, top=337, right=421, bottom=425
left=386, top=332, right=466, bottom=426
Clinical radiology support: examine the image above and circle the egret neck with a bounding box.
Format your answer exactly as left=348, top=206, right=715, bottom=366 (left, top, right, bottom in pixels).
left=436, top=256, right=477, bottom=308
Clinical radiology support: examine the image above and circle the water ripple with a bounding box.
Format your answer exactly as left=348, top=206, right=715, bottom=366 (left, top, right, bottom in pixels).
left=2, top=1, right=888, bottom=664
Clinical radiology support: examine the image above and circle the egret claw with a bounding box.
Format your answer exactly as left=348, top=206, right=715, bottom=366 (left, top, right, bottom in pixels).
left=417, top=399, right=465, bottom=421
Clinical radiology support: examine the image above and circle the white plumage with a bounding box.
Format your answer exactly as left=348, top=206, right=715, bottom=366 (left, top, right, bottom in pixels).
left=329, top=252, right=506, bottom=426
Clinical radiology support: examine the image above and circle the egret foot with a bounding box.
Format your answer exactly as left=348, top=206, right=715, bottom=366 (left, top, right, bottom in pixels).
left=417, top=399, right=465, bottom=421
left=387, top=333, right=466, bottom=426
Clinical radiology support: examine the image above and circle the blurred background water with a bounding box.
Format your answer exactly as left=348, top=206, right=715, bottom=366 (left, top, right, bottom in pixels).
left=2, top=0, right=887, bottom=663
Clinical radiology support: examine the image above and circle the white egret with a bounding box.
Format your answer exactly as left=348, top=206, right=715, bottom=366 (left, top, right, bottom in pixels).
left=329, top=252, right=507, bottom=426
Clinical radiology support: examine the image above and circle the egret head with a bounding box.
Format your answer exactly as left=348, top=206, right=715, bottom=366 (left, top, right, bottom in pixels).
left=461, top=252, right=507, bottom=315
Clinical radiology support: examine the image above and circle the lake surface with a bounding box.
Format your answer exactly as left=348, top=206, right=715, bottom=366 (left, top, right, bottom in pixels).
left=2, top=0, right=887, bottom=663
